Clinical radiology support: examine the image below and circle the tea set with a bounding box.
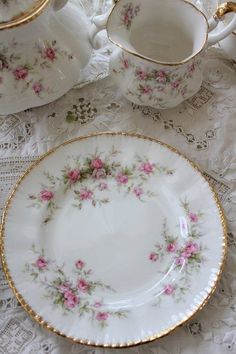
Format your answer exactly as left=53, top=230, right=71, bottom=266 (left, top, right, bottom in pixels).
left=0, top=0, right=235, bottom=113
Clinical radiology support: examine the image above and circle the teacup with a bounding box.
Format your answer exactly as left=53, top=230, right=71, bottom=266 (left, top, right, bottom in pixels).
left=91, top=0, right=236, bottom=109
left=218, top=1, right=236, bottom=62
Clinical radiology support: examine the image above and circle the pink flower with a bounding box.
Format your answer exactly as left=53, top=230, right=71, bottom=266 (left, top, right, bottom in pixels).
left=13, top=66, right=28, bottom=80
left=140, top=85, right=153, bottom=94
left=94, top=301, right=102, bottom=308
left=181, top=250, right=192, bottom=259
left=91, top=158, right=104, bottom=169
left=92, top=168, right=106, bottom=179
left=133, top=186, right=144, bottom=198
left=181, top=87, right=187, bottom=97
left=171, top=80, right=180, bottom=89
left=156, top=70, right=167, bottom=83
left=164, top=284, right=175, bottom=295
left=96, top=312, right=109, bottom=321
left=77, top=279, right=90, bottom=293
left=175, top=256, right=186, bottom=266
left=189, top=212, right=198, bottom=223
left=58, top=282, right=71, bottom=293
left=40, top=190, right=54, bottom=201
left=123, top=14, right=130, bottom=26
left=137, top=69, right=148, bottom=80
left=184, top=242, right=199, bottom=255
left=116, top=173, right=129, bottom=184
left=42, top=47, right=56, bottom=61
left=139, top=162, right=154, bottom=174
left=64, top=291, right=79, bottom=308
left=36, top=257, right=47, bottom=269
left=33, top=82, right=43, bottom=95
left=188, top=63, right=195, bottom=73
left=99, top=182, right=108, bottom=191
left=166, top=243, right=177, bottom=252
left=149, top=252, right=158, bottom=262
left=122, top=58, right=129, bottom=69
left=68, top=169, right=80, bottom=183
left=75, top=260, right=85, bottom=269
left=79, top=189, right=93, bottom=200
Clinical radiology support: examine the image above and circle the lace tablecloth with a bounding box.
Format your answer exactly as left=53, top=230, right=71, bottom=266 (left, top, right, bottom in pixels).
left=1, top=1, right=236, bottom=353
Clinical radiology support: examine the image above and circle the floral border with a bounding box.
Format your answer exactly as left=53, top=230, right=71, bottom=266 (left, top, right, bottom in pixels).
left=149, top=199, right=207, bottom=303
left=120, top=2, right=140, bottom=30
left=0, top=39, right=74, bottom=97
left=28, top=147, right=174, bottom=223
left=24, top=244, right=128, bottom=328
left=112, top=53, right=201, bottom=106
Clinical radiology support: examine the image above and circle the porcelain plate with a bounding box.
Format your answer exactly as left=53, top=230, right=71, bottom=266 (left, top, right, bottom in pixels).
left=1, top=133, right=226, bottom=347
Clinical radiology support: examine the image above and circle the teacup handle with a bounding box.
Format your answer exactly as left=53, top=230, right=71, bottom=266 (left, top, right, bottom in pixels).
left=208, top=2, right=236, bottom=46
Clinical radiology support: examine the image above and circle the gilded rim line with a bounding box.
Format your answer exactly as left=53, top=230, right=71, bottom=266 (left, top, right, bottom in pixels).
left=107, top=0, right=209, bottom=66
left=217, top=0, right=236, bottom=35
left=107, top=0, right=236, bottom=66
left=0, top=131, right=227, bottom=348
left=0, top=0, right=50, bottom=30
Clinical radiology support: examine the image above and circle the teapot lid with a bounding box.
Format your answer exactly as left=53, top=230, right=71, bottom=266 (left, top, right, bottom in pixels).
left=0, top=0, right=50, bottom=29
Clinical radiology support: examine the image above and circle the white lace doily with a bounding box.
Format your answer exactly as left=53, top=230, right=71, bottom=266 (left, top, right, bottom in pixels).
left=1, top=0, right=236, bottom=353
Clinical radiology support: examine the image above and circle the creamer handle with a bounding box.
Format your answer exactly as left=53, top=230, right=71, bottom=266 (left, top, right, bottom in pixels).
left=89, top=7, right=113, bottom=49
left=207, top=2, right=236, bottom=46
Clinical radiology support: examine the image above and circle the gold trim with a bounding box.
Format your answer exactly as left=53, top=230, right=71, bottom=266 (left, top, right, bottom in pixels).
left=107, top=0, right=209, bottom=66
left=0, top=132, right=227, bottom=348
left=215, top=1, right=236, bottom=19
left=217, top=1, right=236, bottom=36
left=0, top=0, right=50, bottom=30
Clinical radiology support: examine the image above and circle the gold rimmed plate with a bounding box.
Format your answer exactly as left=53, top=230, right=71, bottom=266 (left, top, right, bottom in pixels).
left=0, top=132, right=227, bottom=347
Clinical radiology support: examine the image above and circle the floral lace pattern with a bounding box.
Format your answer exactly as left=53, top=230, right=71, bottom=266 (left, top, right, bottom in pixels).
left=149, top=200, right=206, bottom=303
left=24, top=244, right=128, bottom=328
left=28, top=148, right=174, bottom=223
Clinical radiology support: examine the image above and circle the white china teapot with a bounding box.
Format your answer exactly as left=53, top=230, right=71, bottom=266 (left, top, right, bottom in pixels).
left=0, top=0, right=101, bottom=114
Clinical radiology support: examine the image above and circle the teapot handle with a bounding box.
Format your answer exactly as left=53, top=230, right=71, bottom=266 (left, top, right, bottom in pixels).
left=207, top=2, right=236, bottom=46
left=53, top=0, right=68, bottom=11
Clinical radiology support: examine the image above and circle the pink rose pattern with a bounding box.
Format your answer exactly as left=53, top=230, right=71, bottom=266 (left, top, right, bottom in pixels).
left=75, top=260, right=85, bottom=269
left=164, top=284, right=175, bottom=295
left=120, top=2, right=140, bottom=30
left=0, top=40, right=73, bottom=98
left=113, top=51, right=201, bottom=104
left=28, top=149, right=174, bottom=223
left=149, top=200, right=205, bottom=302
left=13, top=66, right=28, bottom=80
left=25, top=245, right=128, bottom=328
left=39, top=190, right=54, bottom=201
left=35, top=257, right=48, bottom=269
left=67, top=169, right=80, bottom=183
left=42, top=47, right=56, bottom=61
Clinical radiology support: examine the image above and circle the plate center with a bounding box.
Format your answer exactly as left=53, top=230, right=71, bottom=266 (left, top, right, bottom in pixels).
left=42, top=190, right=179, bottom=307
